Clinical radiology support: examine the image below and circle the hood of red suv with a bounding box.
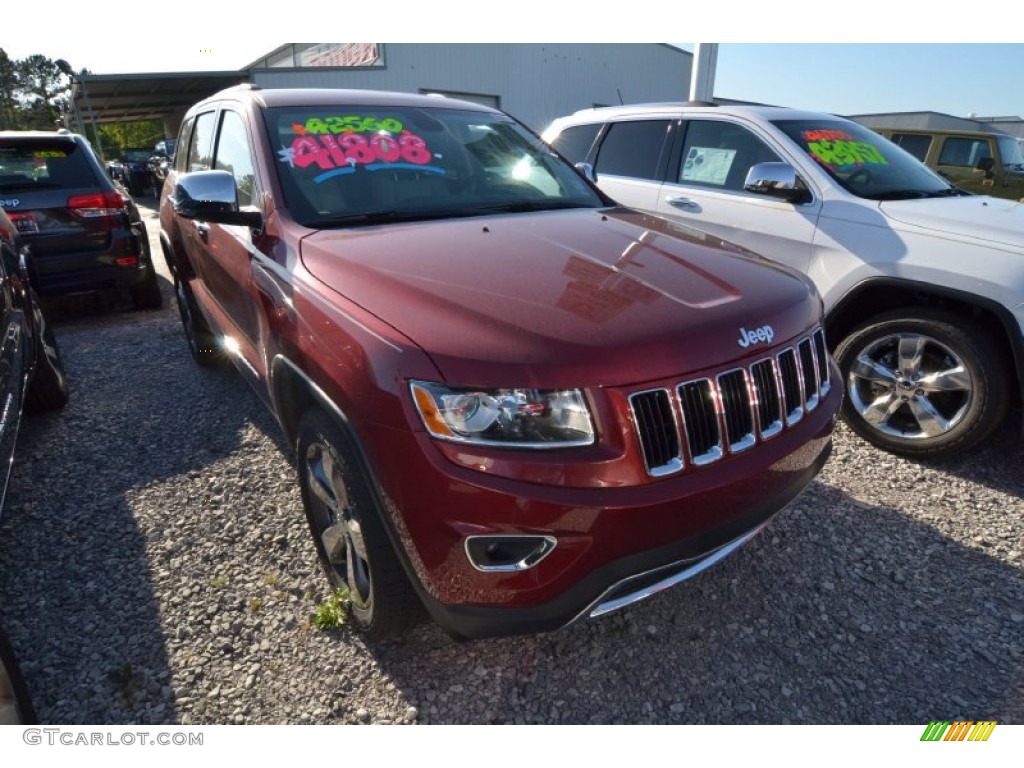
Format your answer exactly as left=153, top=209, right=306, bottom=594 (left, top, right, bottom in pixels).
left=299, top=207, right=820, bottom=387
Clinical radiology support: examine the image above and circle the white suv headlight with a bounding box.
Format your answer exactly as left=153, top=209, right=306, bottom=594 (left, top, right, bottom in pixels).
left=410, top=381, right=595, bottom=448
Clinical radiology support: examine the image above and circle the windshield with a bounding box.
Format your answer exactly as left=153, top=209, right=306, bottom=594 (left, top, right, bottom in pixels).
left=772, top=119, right=959, bottom=200
left=264, top=106, right=605, bottom=227
left=996, top=136, right=1024, bottom=169
left=122, top=149, right=151, bottom=162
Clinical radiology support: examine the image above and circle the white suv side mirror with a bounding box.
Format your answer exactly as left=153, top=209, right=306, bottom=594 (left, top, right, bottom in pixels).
left=744, top=162, right=810, bottom=203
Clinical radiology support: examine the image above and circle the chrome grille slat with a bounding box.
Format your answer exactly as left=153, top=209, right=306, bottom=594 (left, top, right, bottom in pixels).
left=717, top=369, right=755, bottom=453
left=813, top=328, right=831, bottom=396
left=751, top=358, right=783, bottom=439
left=778, top=348, right=804, bottom=426
left=628, top=326, right=832, bottom=476
left=628, top=389, right=682, bottom=476
left=798, top=338, right=819, bottom=411
left=678, top=379, right=723, bottom=465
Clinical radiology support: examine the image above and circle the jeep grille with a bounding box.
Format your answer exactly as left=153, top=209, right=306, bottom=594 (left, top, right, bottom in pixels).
left=630, top=328, right=831, bottom=476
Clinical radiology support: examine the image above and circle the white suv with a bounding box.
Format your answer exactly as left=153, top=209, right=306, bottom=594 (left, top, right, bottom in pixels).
left=543, top=104, right=1024, bottom=458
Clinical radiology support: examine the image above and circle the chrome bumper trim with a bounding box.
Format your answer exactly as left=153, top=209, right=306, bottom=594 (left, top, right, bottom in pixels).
left=583, top=521, right=770, bottom=620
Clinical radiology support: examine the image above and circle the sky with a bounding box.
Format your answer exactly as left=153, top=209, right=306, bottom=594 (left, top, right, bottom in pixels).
left=3, top=3, right=1022, bottom=119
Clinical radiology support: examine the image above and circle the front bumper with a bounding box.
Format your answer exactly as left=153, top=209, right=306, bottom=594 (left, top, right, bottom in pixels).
left=363, top=375, right=841, bottom=639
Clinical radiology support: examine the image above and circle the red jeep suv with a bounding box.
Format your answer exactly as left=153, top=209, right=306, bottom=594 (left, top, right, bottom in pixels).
left=159, top=86, right=842, bottom=639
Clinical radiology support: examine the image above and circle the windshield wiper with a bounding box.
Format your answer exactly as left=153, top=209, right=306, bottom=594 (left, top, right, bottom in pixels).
left=465, top=200, right=597, bottom=214
left=307, top=210, right=429, bottom=228
left=926, top=187, right=972, bottom=197
left=862, top=190, right=932, bottom=201
left=866, top=187, right=974, bottom=201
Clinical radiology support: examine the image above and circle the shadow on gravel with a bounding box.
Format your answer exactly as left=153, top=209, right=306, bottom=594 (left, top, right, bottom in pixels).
left=0, top=297, right=291, bottom=723
left=906, top=418, right=1023, bottom=499
left=365, top=481, right=1023, bottom=725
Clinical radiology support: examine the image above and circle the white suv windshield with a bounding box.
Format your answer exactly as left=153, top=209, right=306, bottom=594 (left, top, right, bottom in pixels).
left=264, top=106, right=604, bottom=227
left=771, top=119, right=965, bottom=200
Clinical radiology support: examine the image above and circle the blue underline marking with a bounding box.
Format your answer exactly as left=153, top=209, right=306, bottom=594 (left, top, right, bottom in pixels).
left=313, top=167, right=356, bottom=184
left=365, top=163, right=444, bottom=174
left=313, top=164, right=445, bottom=184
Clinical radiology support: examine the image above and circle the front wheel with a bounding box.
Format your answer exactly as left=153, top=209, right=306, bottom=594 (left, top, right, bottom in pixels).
left=173, top=276, right=221, bottom=367
left=296, top=409, right=421, bottom=639
left=25, top=295, right=69, bottom=413
left=834, top=310, right=1010, bottom=458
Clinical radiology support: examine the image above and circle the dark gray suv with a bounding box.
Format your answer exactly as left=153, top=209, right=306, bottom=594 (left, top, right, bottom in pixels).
left=0, top=130, right=162, bottom=309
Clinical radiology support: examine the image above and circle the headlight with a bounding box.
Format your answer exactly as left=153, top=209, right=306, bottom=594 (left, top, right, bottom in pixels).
left=410, top=381, right=595, bottom=448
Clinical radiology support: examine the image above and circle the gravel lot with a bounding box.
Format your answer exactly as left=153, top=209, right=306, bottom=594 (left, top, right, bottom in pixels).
left=0, top=199, right=1021, bottom=725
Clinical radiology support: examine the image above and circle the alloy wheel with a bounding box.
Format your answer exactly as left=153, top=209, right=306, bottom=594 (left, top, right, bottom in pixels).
left=305, top=440, right=373, bottom=611
left=846, top=331, right=973, bottom=440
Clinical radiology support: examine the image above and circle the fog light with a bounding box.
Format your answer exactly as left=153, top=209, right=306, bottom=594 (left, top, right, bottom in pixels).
left=465, top=535, right=556, bottom=572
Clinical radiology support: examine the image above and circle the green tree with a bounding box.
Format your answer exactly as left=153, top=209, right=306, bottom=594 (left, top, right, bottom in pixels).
left=99, top=120, right=165, bottom=159
left=0, top=48, right=20, bottom=130
left=16, top=54, right=66, bottom=130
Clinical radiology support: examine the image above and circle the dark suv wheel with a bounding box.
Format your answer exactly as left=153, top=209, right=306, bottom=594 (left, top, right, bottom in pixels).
left=25, top=292, right=69, bottom=413
left=835, top=309, right=1009, bottom=458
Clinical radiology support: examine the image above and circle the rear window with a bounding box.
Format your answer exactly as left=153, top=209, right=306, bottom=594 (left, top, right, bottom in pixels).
left=594, top=120, right=671, bottom=181
left=549, top=123, right=602, bottom=164
left=0, top=139, right=98, bottom=191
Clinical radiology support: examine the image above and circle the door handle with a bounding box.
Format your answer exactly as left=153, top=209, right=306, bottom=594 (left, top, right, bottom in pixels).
left=666, top=196, right=700, bottom=210
left=192, top=221, right=210, bottom=239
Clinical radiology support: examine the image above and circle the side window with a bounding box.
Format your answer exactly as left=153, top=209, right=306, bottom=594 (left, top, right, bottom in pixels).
left=938, top=137, right=992, bottom=168
left=889, top=133, right=931, bottom=162
left=549, top=123, right=602, bottom=164
left=214, top=110, right=256, bottom=208
left=187, top=111, right=217, bottom=172
left=174, top=118, right=193, bottom=172
left=677, top=120, right=781, bottom=192
left=594, top=120, right=671, bottom=181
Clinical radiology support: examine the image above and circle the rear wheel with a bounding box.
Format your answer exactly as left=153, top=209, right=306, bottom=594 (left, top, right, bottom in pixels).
left=835, top=310, right=1009, bottom=458
left=296, top=409, right=421, bottom=639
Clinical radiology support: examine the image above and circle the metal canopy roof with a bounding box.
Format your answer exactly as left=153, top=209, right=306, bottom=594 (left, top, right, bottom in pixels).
left=72, top=71, right=249, bottom=123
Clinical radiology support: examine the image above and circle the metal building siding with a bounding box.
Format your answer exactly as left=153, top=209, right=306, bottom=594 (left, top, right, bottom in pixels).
left=250, top=44, right=691, bottom=131
left=852, top=111, right=1010, bottom=133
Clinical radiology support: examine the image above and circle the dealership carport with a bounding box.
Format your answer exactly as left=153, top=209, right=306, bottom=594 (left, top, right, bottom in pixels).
left=65, top=71, right=248, bottom=138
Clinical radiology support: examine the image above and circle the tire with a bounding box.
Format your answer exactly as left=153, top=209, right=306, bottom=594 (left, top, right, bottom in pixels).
left=834, top=309, right=1010, bottom=458
left=130, top=269, right=163, bottom=310
left=173, top=276, right=221, bottom=367
left=25, top=296, right=69, bottom=414
left=296, top=409, right=421, bottom=639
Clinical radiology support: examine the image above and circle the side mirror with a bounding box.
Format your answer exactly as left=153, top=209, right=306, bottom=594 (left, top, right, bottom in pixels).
left=575, top=162, right=596, bottom=183
left=744, top=162, right=810, bottom=204
left=171, top=170, right=262, bottom=229
left=0, top=626, right=37, bottom=724
left=976, top=156, right=995, bottom=176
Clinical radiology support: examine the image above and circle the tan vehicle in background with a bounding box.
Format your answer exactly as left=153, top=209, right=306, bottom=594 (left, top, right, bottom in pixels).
left=873, top=127, right=1024, bottom=200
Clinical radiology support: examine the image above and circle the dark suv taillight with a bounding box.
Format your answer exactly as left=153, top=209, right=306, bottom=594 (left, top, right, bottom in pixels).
left=67, top=191, right=126, bottom=221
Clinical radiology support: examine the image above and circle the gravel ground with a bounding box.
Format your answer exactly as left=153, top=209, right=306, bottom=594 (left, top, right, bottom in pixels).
left=0, top=199, right=1021, bottom=725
